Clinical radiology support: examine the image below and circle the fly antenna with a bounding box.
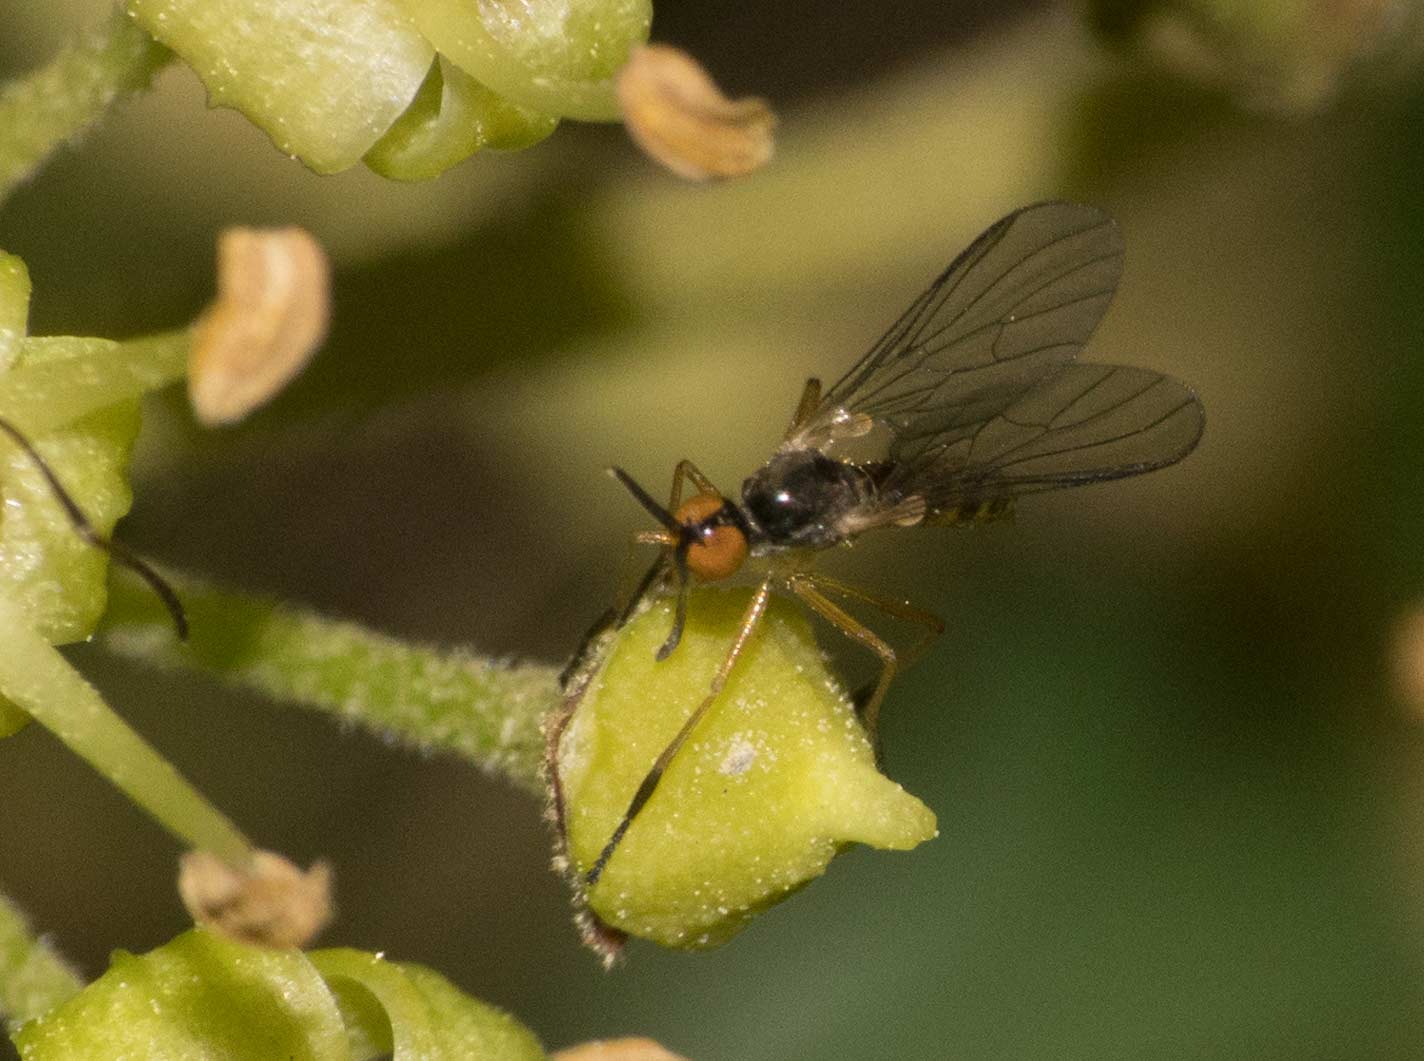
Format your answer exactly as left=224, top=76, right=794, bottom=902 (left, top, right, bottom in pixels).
left=656, top=542, right=690, bottom=661
left=608, top=467, right=679, bottom=532
left=0, top=416, right=189, bottom=640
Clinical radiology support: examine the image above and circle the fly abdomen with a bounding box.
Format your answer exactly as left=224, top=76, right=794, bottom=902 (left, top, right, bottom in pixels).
left=926, top=496, right=1014, bottom=528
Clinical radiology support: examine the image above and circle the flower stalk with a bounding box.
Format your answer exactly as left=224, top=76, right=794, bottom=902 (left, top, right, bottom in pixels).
left=99, top=570, right=560, bottom=792
left=0, top=594, right=256, bottom=867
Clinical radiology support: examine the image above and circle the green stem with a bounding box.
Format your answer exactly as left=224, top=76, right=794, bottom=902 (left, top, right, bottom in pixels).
left=0, top=596, right=255, bottom=867
left=0, top=7, right=171, bottom=206
left=99, top=571, right=560, bottom=793
left=0, top=890, right=83, bottom=1033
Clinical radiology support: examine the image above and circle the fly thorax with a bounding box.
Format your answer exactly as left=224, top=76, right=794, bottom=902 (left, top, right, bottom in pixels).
left=740, top=452, right=874, bottom=550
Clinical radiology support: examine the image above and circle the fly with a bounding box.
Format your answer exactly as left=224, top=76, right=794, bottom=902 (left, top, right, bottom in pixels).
left=572, top=201, right=1205, bottom=887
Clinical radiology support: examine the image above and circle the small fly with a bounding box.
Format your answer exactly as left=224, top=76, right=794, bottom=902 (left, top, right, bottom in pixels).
left=571, top=201, right=1205, bottom=887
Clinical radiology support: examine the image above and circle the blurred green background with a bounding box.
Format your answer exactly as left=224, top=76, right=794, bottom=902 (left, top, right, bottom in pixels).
left=7, top=0, right=1424, bottom=1057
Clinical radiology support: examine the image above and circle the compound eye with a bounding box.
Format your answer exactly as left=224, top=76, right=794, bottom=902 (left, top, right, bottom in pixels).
left=672, top=493, right=748, bottom=581
left=686, top=523, right=748, bottom=581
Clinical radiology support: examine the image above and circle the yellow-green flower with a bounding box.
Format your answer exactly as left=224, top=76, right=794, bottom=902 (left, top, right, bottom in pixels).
left=555, top=587, right=938, bottom=950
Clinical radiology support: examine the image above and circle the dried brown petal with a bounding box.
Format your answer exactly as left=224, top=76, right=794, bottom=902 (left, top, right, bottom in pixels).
left=189, top=227, right=330, bottom=426
left=617, top=44, right=776, bottom=181
left=178, top=848, right=333, bottom=949
left=554, top=1038, right=691, bottom=1061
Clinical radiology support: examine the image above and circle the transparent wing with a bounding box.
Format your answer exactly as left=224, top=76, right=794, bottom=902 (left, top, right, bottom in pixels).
left=870, top=363, right=1204, bottom=522
left=795, top=201, right=1124, bottom=458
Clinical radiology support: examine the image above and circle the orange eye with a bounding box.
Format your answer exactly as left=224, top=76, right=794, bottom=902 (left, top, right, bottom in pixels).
left=672, top=493, right=725, bottom=525
left=687, top=523, right=748, bottom=581
left=673, top=493, right=748, bottom=581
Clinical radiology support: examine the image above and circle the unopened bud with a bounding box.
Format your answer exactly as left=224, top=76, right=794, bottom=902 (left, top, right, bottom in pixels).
left=551, top=589, right=936, bottom=956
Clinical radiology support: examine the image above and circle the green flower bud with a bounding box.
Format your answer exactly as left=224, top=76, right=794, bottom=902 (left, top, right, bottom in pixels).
left=554, top=587, right=938, bottom=951
left=126, top=0, right=435, bottom=174
left=13, top=929, right=349, bottom=1058
left=310, top=949, right=546, bottom=1060
left=12, top=929, right=549, bottom=1059
left=0, top=252, right=30, bottom=736
left=126, top=0, right=651, bottom=176
left=394, top=0, right=651, bottom=121
left=0, top=252, right=28, bottom=372
left=365, top=57, right=557, bottom=181
left=0, top=253, right=142, bottom=646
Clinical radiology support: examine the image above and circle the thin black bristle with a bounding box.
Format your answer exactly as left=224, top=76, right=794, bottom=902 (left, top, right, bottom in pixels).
left=0, top=416, right=189, bottom=641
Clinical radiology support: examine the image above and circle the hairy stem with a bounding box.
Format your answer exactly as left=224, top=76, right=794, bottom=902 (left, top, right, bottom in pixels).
left=0, top=8, right=171, bottom=205
left=99, top=571, right=560, bottom=792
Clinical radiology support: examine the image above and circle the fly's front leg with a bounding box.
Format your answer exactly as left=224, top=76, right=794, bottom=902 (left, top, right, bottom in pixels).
left=585, top=578, right=773, bottom=888
left=668, top=458, right=719, bottom=509
left=787, top=573, right=901, bottom=746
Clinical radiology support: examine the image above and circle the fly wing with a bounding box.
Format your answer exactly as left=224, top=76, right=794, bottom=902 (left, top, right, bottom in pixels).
left=870, top=363, right=1204, bottom=524
left=795, top=201, right=1125, bottom=455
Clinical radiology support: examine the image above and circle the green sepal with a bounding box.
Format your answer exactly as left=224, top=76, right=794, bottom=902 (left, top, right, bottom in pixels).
left=0, top=341, right=140, bottom=645
left=10, top=931, right=549, bottom=1060
left=125, top=0, right=435, bottom=173
left=0, top=252, right=32, bottom=733
left=557, top=588, right=938, bottom=948
left=365, top=57, right=557, bottom=181
left=0, top=322, right=189, bottom=735
left=0, top=252, right=30, bottom=373
left=12, top=930, right=349, bottom=1059
left=393, top=0, right=651, bottom=121
left=309, top=949, right=548, bottom=1060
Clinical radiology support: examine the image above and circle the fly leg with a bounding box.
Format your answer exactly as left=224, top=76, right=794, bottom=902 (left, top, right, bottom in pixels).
left=561, top=552, right=667, bottom=690
left=801, top=573, right=944, bottom=673
left=787, top=574, right=900, bottom=747
left=656, top=459, right=721, bottom=661
left=668, top=459, right=718, bottom=507
left=584, top=578, right=773, bottom=888
left=788, top=573, right=941, bottom=752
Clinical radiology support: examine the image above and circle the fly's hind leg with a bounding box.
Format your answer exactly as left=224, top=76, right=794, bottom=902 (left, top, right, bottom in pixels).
left=803, top=573, right=944, bottom=672
left=584, top=578, right=773, bottom=888
left=788, top=573, right=943, bottom=748
left=788, top=575, right=899, bottom=746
